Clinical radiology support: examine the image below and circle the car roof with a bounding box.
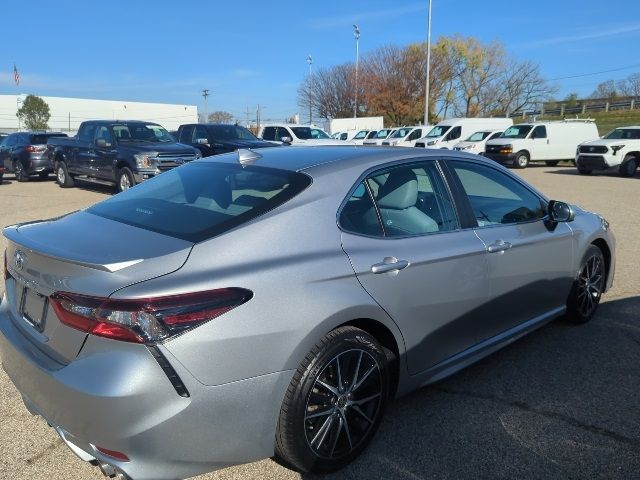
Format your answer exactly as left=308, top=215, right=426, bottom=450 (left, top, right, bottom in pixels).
left=204, top=145, right=494, bottom=174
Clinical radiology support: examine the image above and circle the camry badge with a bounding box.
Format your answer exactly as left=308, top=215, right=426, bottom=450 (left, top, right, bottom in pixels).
left=14, top=250, right=26, bottom=271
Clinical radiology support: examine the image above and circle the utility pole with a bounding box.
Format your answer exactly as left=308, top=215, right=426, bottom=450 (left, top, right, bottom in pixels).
left=353, top=25, right=360, bottom=119
left=423, top=0, right=433, bottom=126
left=307, top=54, right=313, bottom=124
left=245, top=106, right=251, bottom=127
left=202, top=89, right=210, bottom=122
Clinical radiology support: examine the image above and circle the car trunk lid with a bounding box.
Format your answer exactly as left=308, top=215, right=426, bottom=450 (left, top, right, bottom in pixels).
left=3, top=211, right=193, bottom=364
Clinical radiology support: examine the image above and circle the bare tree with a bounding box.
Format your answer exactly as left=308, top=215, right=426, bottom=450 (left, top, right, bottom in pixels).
left=208, top=111, right=234, bottom=123
left=297, top=63, right=357, bottom=120
left=490, top=60, right=557, bottom=115
left=617, top=73, right=640, bottom=97
left=590, top=80, right=617, bottom=99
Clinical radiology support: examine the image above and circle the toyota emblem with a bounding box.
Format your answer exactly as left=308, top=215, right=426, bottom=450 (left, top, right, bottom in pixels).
left=14, top=250, right=26, bottom=271
left=589, top=147, right=594, bottom=152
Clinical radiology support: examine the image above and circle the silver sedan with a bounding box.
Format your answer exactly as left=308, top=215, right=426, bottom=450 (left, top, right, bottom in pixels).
left=0, top=147, right=615, bottom=480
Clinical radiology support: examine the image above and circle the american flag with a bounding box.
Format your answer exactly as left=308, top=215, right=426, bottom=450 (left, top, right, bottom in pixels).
left=13, top=64, right=20, bottom=86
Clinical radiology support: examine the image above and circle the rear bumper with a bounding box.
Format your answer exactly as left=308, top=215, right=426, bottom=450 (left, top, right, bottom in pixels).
left=0, top=297, right=292, bottom=480
left=26, top=154, right=54, bottom=174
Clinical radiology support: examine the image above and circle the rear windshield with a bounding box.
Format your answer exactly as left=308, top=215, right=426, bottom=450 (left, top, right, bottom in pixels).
left=30, top=133, right=67, bottom=144
left=88, top=162, right=311, bottom=242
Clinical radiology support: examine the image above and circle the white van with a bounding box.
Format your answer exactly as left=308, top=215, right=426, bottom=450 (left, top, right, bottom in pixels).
left=381, top=126, right=429, bottom=147
left=415, top=118, right=513, bottom=149
left=484, top=120, right=600, bottom=168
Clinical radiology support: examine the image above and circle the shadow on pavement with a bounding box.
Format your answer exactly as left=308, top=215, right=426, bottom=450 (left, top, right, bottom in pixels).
left=302, top=296, right=640, bottom=480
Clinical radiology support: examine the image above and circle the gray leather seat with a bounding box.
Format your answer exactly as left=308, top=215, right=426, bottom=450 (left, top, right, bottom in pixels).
left=376, top=169, right=439, bottom=236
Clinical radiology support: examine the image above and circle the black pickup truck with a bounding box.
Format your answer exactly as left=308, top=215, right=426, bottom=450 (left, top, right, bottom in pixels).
left=176, top=123, right=279, bottom=157
left=47, top=120, right=200, bottom=192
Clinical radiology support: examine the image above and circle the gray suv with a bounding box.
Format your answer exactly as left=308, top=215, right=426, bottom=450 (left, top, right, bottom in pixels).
left=0, top=131, right=67, bottom=181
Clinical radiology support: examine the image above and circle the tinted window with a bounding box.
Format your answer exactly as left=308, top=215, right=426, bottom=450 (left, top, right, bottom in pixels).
left=78, top=123, right=97, bottom=142
left=408, top=129, right=422, bottom=141
left=339, top=182, right=383, bottom=236
left=451, top=161, right=545, bottom=226
left=193, top=125, right=209, bottom=143
left=208, top=125, right=257, bottom=140
left=29, top=133, right=66, bottom=144
left=531, top=126, right=547, bottom=139
left=261, top=127, right=276, bottom=141
left=446, top=126, right=461, bottom=141
left=88, top=162, right=311, bottom=242
left=179, top=125, right=194, bottom=143
left=93, top=126, right=112, bottom=144
left=363, top=162, right=458, bottom=237
left=604, top=128, right=640, bottom=139
left=113, top=123, right=174, bottom=143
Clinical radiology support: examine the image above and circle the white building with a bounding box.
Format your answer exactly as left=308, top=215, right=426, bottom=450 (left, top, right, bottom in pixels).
left=0, top=94, right=198, bottom=133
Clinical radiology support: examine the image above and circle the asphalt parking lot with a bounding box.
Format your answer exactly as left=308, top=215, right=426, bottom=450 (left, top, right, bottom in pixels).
left=0, top=165, right=639, bottom=480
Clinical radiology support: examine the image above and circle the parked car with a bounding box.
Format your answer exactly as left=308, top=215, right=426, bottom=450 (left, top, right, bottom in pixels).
left=0, top=146, right=615, bottom=480
left=453, top=129, right=505, bottom=154
left=0, top=134, right=7, bottom=183
left=258, top=124, right=346, bottom=145
left=0, top=131, right=68, bottom=181
left=47, top=120, right=200, bottom=192
left=176, top=123, right=278, bottom=157
left=416, top=118, right=513, bottom=149
left=484, top=120, right=600, bottom=168
left=575, top=126, right=640, bottom=177
left=381, top=126, right=429, bottom=147
left=363, top=128, right=397, bottom=146
left=351, top=130, right=380, bottom=145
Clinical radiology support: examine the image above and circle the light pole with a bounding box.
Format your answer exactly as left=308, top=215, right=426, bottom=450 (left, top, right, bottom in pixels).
left=16, top=96, right=23, bottom=130
left=202, top=89, right=210, bottom=122
left=353, top=24, right=360, bottom=119
left=423, top=0, right=433, bottom=126
left=307, top=54, right=313, bottom=124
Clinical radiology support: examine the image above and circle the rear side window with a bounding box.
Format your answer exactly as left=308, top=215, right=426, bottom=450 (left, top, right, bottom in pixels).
left=261, top=127, right=277, bottom=141
left=88, top=162, right=311, bottom=242
left=29, top=133, right=66, bottom=144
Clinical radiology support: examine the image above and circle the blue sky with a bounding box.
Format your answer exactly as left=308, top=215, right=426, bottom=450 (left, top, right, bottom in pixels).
left=3, top=0, right=640, bottom=122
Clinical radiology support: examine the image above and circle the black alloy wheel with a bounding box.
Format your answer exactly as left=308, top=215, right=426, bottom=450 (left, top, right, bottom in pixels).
left=619, top=156, right=637, bottom=178
left=275, top=326, right=390, bottom=473
left=566, top=245, right=605, bottom=323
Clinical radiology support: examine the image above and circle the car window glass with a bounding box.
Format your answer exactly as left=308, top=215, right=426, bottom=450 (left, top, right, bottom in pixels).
left=532, top=126, right=547, bottom=139
left=446, top=126, right=461, bottom=140
left=489, top=131, right=502, bottom=140
left=340, top=133, right=348, bottom=140
left=339, top=181, right=383, bottom=236
left=193, top=126, right=209, bottom=143
left=408, top=129, right=422, bottom=141
left=365, top=162, right=458, bottom=237
left=179, top=125, right=194, bottom=143
left=451, top=161, right=545, bottom=227
left=261, top=127, right=276, bottom=141
left=93, top=126, right=113, bottom=144
left=277, top=127, right=292, bottom=140
left=78, top=123, right=97, bottom=142
left=353, top=131, right=368, bottom=139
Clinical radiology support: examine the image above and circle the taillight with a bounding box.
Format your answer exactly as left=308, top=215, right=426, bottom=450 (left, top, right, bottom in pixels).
left=25, top=145, right=36, bottom=153
left=50, top=288, right=253, bottom=344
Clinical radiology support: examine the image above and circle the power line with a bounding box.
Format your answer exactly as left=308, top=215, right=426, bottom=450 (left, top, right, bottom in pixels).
left=549, top=63, right=640, bottom=81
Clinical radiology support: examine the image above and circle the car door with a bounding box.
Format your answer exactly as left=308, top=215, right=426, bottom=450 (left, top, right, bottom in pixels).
left=75, top=123, right=97, bottom=174
left=340, top=160, right=490, bottom=375
left=192, top=125, right=214, bottom=156
left=446, top=159, right=574, bottom=342
left=92, top=125, right=118, bottom=179
left=529, top=125, right=551, bottom=160
left=1, top=134, right=16, bottom=170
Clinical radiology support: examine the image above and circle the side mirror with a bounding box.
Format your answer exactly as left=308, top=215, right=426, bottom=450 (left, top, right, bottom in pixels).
left=196, top=138, right=209, bottom=145
left=548, top=200, right=574, bottom=222
left=280, top=136, right=292, bottom=144
left=95, top=138, right=111, bottom=148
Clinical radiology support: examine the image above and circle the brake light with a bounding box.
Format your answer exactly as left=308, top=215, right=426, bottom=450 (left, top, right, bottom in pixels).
left=25, top=145, right=36, bottom=153
left=50, top=288, right=253, bottom=343
left=95, top=446, right=130, bottom=462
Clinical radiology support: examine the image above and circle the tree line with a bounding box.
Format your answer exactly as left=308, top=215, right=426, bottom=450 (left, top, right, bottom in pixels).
left=298, top=35, right=557, bottom=126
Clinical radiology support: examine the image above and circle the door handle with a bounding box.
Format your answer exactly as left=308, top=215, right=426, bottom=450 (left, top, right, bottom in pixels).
left=371, top=257, right=410, bottom=274
left=486, top=240, right=512, bottom=253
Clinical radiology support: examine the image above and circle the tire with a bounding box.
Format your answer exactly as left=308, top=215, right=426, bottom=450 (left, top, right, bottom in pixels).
left=14, top=161, right=28, bottom=182
left=0, top=173, right=4, bottom=184
left=55, top=161, right=75, bottom=188
left=577, top=167, right=592, bottom=175
left=275, top=326, right=390, bottom=473
left=618, top=155, right=638, bottom=178
left=514, top=151, right=529, bottom=169
left=566, top=245, right=606, bottom=324
left=545, top=160, right=560, bottom=166
left=116, top=167, right=135, bottom=192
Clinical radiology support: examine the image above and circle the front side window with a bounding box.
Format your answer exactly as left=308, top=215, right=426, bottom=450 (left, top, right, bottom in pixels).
left=341, top=162, right=458, bottom=237
left=88, top=162, right=311, bottom=243
left=446, top=126, right=461, bottom=141
left=310, top=128, right=330, bottom=139
left=261, top=127, right=276, bottom=141
left=426, top=125, right=449, bottom=138
left=353, top=130, right=368, bottom=140
left=193, top=125, right=209, bottom=143
left=178, top=125, right=194, bottom=144
left=466, top=131, right=491, bottom=142
left=451, top=161, right=545, bottom=227
left=389, top=128, right=413, bottom=139
left=375, top=129, right=391, bottom=139
left=531, top=126, right=547, bottom=139
left=94, top=126, right=113, bottom=144
left=501, top=125, right=532, bottom=139
left=78, top=123, right=97, bottom=142
left=408, top=129, right=422, bottom=141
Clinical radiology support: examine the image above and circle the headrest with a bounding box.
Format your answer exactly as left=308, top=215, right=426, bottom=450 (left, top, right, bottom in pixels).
left=376, top=169, right=418, bottom=210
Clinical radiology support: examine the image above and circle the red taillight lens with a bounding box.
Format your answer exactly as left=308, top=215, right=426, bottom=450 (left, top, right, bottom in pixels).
left=50, top=288, right=252, bottom=344
left=95, top=446, right=130, bottom=462
left=25, top=145, right=36, bottom=153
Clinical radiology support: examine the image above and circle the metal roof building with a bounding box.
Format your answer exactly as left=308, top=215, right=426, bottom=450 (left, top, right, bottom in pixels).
left=0, top=94, right=198, bottom=133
